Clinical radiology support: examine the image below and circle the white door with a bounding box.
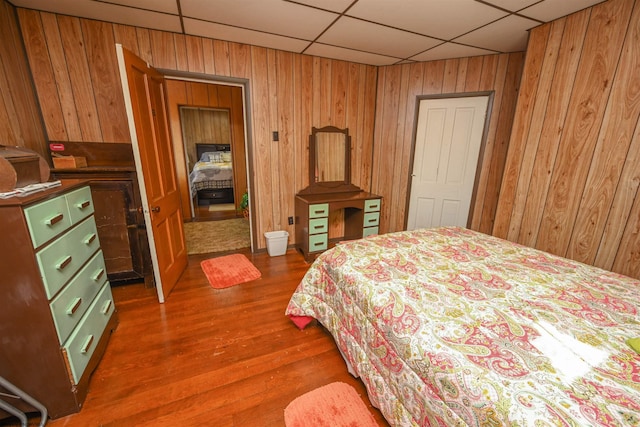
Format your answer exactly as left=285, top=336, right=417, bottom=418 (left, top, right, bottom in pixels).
left=407, top=96, right=489, bottom=230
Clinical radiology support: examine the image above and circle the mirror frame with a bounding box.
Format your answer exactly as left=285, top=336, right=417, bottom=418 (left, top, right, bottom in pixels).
left=299, top=126, right=362, bottom=195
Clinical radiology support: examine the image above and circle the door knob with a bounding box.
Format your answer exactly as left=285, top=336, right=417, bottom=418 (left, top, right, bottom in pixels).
left=151, top=206, right=160, bottom=213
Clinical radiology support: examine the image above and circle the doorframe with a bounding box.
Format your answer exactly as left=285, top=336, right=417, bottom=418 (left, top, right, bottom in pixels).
left=404, top=91, right=494, bottom=230
left=159, top=71, right=255, bottom=252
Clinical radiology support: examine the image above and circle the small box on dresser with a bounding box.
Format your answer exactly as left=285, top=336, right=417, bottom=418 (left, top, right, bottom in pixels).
left=0, top=179, right=118, bottom=420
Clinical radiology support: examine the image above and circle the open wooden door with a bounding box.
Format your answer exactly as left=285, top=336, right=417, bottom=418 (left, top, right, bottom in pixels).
left=116, top=44, right=187, bottom=303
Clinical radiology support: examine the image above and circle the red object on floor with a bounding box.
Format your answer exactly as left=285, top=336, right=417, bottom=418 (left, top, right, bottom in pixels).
left=289, top=315, right=314, bottom=329
left=284, top=382, right=379, bottom=427
left=200, top=254, right=261, bottom=289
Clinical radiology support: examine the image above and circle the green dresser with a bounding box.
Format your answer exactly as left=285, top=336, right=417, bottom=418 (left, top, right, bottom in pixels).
left=295, top=191, right=382, bottom=262
left=0, top=180, right=118, bottom=419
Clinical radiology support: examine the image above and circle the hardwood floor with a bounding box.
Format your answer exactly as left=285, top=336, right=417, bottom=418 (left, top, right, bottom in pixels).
left=6, top=248, right=388, bottom=426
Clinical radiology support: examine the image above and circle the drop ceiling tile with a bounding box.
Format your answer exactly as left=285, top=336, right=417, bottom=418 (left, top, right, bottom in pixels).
left=454, top=14, right=538, bottom=52
left=520, top=0, right=607, bottom=22
left=10, top=0, right=182, bottom=32
left=184, top=18, right=310, bottom=52
left=318, top=16, right=440, bottom=58
left=304, top=43, right=399, bottom=66
left=410, top=43, right=495, bottom=62
left=346, top=0, right=508, bottom=40
left=98, top=0, right=178, bottom=15
left=482, top=0, right=540, bottom=13
left=181, top=0, right=338, bottom=40
left=292, top=0, right=354, bottom=13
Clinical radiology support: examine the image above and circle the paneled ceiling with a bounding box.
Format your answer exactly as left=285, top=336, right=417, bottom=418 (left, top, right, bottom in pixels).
left=10, top=0, right=607, bottom=66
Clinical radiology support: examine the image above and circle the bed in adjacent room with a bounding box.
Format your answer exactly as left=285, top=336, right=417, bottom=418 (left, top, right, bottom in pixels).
left=286, top=226, right=640, bottom=426
left=190, top=143, right=234, bottom=205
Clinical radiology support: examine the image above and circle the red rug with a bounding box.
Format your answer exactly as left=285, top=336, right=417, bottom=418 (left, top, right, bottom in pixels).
left=200, top=254, right=261, bottom=289
left=284, top=382, right=378, bottom=427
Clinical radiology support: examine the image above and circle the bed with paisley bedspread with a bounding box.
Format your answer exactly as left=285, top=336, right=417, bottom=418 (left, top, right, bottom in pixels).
left=285, top=226, right=640, bottom=426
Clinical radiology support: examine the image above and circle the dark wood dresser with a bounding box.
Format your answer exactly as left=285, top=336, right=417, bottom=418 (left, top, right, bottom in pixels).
left=50, top=142, right=153, bottom=287
left=0, top=180, right=118, bottom=419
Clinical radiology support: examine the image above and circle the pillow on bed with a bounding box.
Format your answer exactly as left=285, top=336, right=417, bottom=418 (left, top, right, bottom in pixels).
left=221, top=152, right=232, bottom=162
left=201, top=152, right=222, bottom=162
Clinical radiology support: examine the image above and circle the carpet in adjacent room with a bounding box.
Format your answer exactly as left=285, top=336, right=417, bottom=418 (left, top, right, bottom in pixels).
left=284, top=382, right=378, bottom=427
left=200, top=253, right=261, bottom=289
left=184, top=218, right=250, bottom=254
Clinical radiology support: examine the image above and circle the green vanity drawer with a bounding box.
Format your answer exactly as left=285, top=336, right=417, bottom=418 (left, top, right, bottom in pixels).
left=309, top=203, right=329, bottom=218
left=363, top=212, right=380, bottom=227
left=24, top=194, right=71, bottom=248
left=64, top=283, right=115, bottom=384
left=309, top=233, right=328, bottom=252
left=364, top=199, right=381, bottom=212
left=50, top=250, right=108, bottom=344
left=37, top=217, right=101, bottom=299
left=65, top=186, right=94, bottom=224
left=363, top=226, right=379, bottom=238
left=309, top=218, right=328, bottom=235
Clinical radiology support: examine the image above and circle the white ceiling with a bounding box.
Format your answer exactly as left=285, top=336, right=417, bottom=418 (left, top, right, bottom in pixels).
left=10, top=0, right=607, bottom=66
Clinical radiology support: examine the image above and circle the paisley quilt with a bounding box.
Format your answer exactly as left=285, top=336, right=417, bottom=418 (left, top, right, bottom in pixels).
left=285, top=227, right=640, bottom=426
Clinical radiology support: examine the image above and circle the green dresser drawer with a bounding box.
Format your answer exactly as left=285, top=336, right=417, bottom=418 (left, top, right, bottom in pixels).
left=363, top=226, right=379, bottom=238
left=363, top=212, right=380, bottom=227
left=50, top=250, right=108, bottom=344
left=65, top=186, right=94, bottom=224
left=309, top=218, right=328, bottom=235
left=364, top=199, right=381, bottom=212
left=37, top=217, right=101, bottom=299
left=309, top=203, right=329, bottom=218
left=64, top=283, right=115, bottom=384
left=309, top=233, right=328, bottom=252
left=24, top=194, right=71, bottom=248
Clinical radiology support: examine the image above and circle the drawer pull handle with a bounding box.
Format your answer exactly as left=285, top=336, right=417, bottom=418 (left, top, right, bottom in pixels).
left=313, top=241, right=324, bottom=247
left=57, top=256, right=72, bottom=270
left=93, top=269, right=105, bottom=282
left=66, top=297, right=82, bottom=315
left=313, top=225, right=324, bottom=230
left=367, top=218, right=377, bottom=223
left=315, top=210, right=326, bottom=215
left=85, top=233, right=97, bottom=244
left=81, top=335, right=94, bottom=354
left=101, top=300, right=112, bottom=315
left=369, top=204, right=379, bottom=210
left=77, top=200, right=91, bottom=209
left=46, top=213, right=64, bottom=226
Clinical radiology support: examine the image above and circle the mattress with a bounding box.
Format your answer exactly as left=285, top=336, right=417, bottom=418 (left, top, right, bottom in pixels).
left=189, top=155, right=233, bottom=193
left=285, top=226, right=640, bottom=426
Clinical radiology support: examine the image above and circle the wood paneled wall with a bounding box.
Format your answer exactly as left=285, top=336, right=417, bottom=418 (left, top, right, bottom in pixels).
left=16, top=9, right=377, bottom=250
left=373, top=53, right=525, bottom=234
left=0, top=1, right=46, bottom=156
left=493, top=0, right=640, bottom=279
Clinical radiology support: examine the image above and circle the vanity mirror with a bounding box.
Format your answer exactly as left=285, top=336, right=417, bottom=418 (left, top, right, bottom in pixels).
left=300, top=126, right=361, bottom=194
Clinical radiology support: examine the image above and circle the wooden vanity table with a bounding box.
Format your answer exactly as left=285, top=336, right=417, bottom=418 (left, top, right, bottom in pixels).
left=295, top=126, right=382, bottom=262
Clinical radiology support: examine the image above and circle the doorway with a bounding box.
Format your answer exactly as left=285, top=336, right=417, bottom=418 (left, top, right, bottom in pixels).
left=164, top=78, right=252, bottom=255
left=407, top=94, right=490, bottom=230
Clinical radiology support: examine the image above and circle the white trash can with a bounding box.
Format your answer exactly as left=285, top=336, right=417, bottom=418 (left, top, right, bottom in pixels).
left=264, top=230, right=289, bottom=256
